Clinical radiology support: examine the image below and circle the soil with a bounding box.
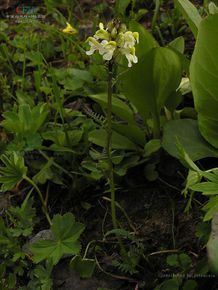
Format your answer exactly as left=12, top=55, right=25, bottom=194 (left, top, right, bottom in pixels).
left=49, top=156, right=212, bottom=290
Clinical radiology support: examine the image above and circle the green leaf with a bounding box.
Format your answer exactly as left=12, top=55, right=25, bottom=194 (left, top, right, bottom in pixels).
left=183, top=280, right=197, bottom=290
left=42, top=129, right=83, bottom=148
left=167, top=254, right=179, bottom=267
left=8, top=273, right=16, bottom=289
left=33, top=159, right=54, bottom=184
left=1, top=103, right=49, bottom=135
left=203, top=196, right=218, bottom=221
left=25, top=133, right=42, bottom=150
left=89, top=94, right=135, bottom=124
left=190, top=14, right=218, bottom=148
left=52, top=68, right=92, bottom=91
left=134, top=9, right=148, bottom=21
left=30, top=213, right=85, bottom=265
left=9, top=190, right=35, bottom=237
left=115, top=155, right=140, bottom=176
left=144, top=139, right=161, bottom=157
left=31, top=263, right=53, bottom=290
left=178, top=253, right=192, bottom=270
left=0, top=152, right=27, bottom=191
left=26, top=51, right=44, bottom=66
left=129, top=20, right=158, bottom=60
left=162, top=119, right=218, bottom=161
left=115, top=0, right=131, bottom=15
left=203, top=169, right=218, bottom=182
left=70, top=255, right=96, bottom=278
left=104, top=228, right=131, bottom=239
left=190, top=182, right=218, bottom=195
left=112, top=123, right=145, bottom=146
left=183, top=169, right=201, bottom=196
left=120, top=47, right=182, bottom=126
left=175, top=0, right=202, bottom=38
left=176, top=141, right=201, bottom=172
left=88, top=129, right=137, bottom=150
left=168, top=36, right=185, bottom=54
left=144, top=163, right=159, bottom=181
left=159, top=278, right=181, bottom=290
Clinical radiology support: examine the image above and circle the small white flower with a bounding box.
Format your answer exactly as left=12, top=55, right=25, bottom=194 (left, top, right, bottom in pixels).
left=121, top=47, right=138, bottom=67
left=133, top=32, right=139, bottom=44
left=86, top=37, right=106, bottom=56
left=101, top=40, right=116, bottom=61
left=85, top=22, right=139, bottom=67
left=122, top=31, right=139, bottom=48
left=123, top=32, right=136, bottom=48
left=86, top=38, right=116, bottom=61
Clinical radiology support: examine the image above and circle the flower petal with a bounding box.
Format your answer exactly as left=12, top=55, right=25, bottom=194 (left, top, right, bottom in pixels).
left=62, top=22, right=77, bottom=34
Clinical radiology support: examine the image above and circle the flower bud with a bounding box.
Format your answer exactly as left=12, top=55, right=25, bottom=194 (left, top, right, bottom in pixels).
left=111, top=27, right=117, bottom=39
left=119, top=23, right=127, bottom=33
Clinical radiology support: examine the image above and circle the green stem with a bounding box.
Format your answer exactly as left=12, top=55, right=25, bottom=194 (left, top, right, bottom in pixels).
left=24, top=176, right=52, bottom=226
left=22, top=48, right=26, bottom=90
left=152, top=0, right=161, bottom=31
left=103, top=196, right=136, bottom=232
left=106, top=61, right=128, bottom=260
left=39, top=150, right=74, bottom=179
left=155, top=25, right=165, bottom=47
left=106, top=61, right=117, bottom=230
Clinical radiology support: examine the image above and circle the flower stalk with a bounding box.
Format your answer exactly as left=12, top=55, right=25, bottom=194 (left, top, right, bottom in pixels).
left=84, top=20, right=139, bottom=263
left=106, top=61, right=117, bottom=230
left=106, top=61, right=129, bottom=260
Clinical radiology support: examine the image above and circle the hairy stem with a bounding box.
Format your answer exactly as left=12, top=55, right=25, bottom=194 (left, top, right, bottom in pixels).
left=106, top=61, right=117, bottom=230
left=106, top=61, right=128, bottom=260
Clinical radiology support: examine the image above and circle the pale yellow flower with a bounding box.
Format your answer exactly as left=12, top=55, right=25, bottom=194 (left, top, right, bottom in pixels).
left=85, top=22, right=139, bottom=67
left=86, top=37, right=116, bottom=61
left=62, top=22, right=77, bottom=34
left=120, top=47, right=138, bottom=67
left=94, top=22, right=110, bottom=41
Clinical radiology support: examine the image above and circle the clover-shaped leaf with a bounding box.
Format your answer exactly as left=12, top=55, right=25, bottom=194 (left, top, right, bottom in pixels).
left=30, top=213, right=85, bottom=265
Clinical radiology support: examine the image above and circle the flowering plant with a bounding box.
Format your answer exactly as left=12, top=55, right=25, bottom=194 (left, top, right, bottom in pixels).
left=62, top=22, right=77, bottom=34
left=86, top=22, right=139, bottom=67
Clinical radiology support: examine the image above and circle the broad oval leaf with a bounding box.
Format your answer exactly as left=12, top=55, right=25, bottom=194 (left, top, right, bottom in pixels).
left=115, top=0, right=131, bottom=16
left=88, top=129, right=137, bottom=150
left=120, top=47, right=182, bottom=123
left=162, top=119, right=218, bottom=161
left=190, top=14, right=218, bottom=149
left=129, top=20, right=158, bottom=60
left=89, top=94, right=135, bottom=124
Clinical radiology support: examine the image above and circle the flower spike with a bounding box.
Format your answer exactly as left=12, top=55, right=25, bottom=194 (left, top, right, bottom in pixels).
left=85, top=21, right=139, bottom=67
